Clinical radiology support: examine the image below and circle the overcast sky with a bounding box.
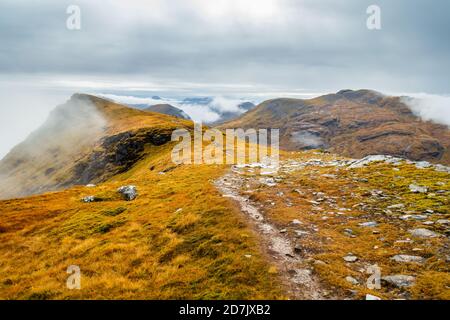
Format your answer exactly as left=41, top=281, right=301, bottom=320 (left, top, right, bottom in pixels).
left=0, top=0, right=449, bottom=158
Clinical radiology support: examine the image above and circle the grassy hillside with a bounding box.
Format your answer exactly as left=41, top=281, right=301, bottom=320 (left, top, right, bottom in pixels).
left=0, top=93, right=448, bottom=300
left=0, top=142, right=284, bottom=299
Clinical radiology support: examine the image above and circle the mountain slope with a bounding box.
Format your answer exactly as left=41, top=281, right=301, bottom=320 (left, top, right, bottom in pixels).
left=0, top=94, right=284, bottom=299
left=0, top=91, right=448, bottom=300
left=0, top=94, right=192, bottom=199
left=219, top=90, right=450, bottom=164
left=145, top=104, right=191, bottom=120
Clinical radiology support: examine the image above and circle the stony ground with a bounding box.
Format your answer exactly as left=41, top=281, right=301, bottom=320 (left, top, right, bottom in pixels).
left=215, top=152, right=450, bottom=300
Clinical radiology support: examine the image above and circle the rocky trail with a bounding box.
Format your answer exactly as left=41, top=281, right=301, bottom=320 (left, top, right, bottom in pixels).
left=215, top=154, right=450, bottom=300
left=215, top=170, right=334, bottom=300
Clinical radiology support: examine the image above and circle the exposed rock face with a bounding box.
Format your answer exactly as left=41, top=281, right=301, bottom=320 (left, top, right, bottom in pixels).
left=219, top=89, right=450, bottom=164
left=71, top=127, right=172, bottom=186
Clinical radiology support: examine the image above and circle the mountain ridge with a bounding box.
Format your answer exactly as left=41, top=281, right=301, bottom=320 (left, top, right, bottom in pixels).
left=218, top=89, right=450, bottom=164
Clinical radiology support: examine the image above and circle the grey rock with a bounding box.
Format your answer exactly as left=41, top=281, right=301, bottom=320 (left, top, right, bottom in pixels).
left=387, top=204, right=405, bottom=210
left=294, top=230, right=309, bottom=237
left=117, top=185, right=137, bottom=201
left=348, top=155, right=403, bottom=169
left=409, top=184, right=428, bottom=193
left=345, top=276, right=359, bottom=285
left=391, top=255, right=425, bottom=264
left=415, top=161, right=432, bottom=169
left=344, top=255, right=358, bottom=263
left=359, top=221, right=378, bottom=227
left=437, top=219, right=450, bottom=225
left=82, top=196, right=97, bottom=203
left=382, top=275, right=415, bottom=288
left=400, top=215, right=428, bottom=221
left=408, top=228, right=441, bottom=238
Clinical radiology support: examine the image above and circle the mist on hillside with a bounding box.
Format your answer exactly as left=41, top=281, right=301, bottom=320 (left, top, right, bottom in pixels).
left=401, top=93, right=450, bottom=127
left=97, top=93, right=255, bottom=123
left=0, top=89, right=65, bottom=160
left=0, top=94, right=106, bottom=199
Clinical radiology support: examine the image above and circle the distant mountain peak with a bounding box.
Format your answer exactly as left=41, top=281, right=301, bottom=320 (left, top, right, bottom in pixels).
left=219, top=90, right=450, bottom=164
left=145, top=104, right=191, bottom=120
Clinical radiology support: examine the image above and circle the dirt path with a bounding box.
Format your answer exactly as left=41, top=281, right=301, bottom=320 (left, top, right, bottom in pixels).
left=215, top=170, right=331, bottom=300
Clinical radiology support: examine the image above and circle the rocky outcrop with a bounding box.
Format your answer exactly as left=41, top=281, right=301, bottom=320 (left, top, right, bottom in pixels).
left=71, top=127, right=172, bottom=186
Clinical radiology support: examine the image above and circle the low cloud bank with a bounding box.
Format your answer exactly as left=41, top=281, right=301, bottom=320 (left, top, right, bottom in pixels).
left=98, top=93, right=255, bottom=123
left=401, top=93, right=450, bottom=127
left=0, top=88, right=67, bottom=160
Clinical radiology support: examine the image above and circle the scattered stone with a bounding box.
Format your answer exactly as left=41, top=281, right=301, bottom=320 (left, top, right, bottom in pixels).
left=292, top=219, right=302, bottom=225
left=437, top=219, right=450, bottom=225
left=82, top=196, right=97, bottom=203
left=434, top=164, right=450, bottom=173
left=244, top=255, right=252, bottom=259
left=408, top=228, right=441, bottom=238
left=387, top=204, right=405, bottom=210
left=359, top=221, right=378, bottom=227
left=415, top=161, right=432, bottom=169
left=366, top=294, right=382, bottom=300
left=348, top=155, right=403, bottom=169
left=382, top=275, right=415, bottom=288
left=294, top=230, right=310, bottom=237
left=344, top=255, right=358, bottom=263
left=400, top=215, right=428, bottom=221
left=259, top=177, right=277, bottom=187
left=423, top=221, right=434, bottom=225
left=314, top=260, right=326, bottom=266
left=409, top=184, right=428, bottom=193
left=344, top=228, right=354, bottom=236
left=85, top=184, right=96, bottom=187
left=391, top=255, right=425, bottom=264
left=280, top=229, right=287, bottom=233
left=345, top=276, right=359, bottom=285
left=117, top=185, right=137, bottom=201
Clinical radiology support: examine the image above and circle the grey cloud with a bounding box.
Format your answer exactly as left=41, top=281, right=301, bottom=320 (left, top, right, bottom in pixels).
left=0, top=0, right=449, bottom=93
